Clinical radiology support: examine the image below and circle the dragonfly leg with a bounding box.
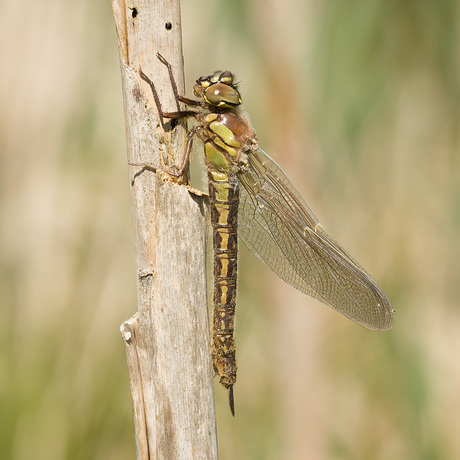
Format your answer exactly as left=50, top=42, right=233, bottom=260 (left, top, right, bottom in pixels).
left=139, top=69, right=198, bottom=126
left=129, top=126, right=199, bottom=179
left=155, top=52, right=206, bottom=109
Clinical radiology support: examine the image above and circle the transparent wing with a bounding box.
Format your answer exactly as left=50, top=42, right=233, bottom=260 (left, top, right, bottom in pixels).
left=237, top=148, right=394, bottom=330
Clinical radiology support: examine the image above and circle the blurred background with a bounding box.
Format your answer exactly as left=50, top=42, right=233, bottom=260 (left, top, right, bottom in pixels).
left=1, top=0, right=459, bottom=459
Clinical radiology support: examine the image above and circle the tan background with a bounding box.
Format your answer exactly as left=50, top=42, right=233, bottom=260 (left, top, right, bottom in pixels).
left=1, top=1, right=459, bottom=459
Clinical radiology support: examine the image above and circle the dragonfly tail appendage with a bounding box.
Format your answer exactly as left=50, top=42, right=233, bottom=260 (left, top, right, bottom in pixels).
left=229, top=385, right=235, bottom=417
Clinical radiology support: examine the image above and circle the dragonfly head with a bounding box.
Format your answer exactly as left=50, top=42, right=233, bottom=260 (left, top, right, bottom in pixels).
left=193, top=71, right=242, bottom=109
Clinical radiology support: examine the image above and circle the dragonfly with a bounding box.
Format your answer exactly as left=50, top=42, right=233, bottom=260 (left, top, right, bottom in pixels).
left=132, top=53, right=395, bottom=416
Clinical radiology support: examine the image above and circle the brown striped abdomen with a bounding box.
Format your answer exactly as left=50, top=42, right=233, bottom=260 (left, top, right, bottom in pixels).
left=208, top=170, right=239, bottom=389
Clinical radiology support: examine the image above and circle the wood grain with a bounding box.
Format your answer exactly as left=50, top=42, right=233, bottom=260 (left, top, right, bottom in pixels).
left=111, top=1, right=217, bottom=458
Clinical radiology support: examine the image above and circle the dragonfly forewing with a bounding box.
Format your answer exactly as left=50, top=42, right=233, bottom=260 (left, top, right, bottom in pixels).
left=238, top=148, right=394, bottom=331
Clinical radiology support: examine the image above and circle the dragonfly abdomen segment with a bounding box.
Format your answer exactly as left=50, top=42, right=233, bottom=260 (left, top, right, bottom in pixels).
left=208, top=170, right=239, bottom=389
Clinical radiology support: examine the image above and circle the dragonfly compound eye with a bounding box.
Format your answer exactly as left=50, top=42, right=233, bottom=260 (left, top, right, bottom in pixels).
left=193, top=83, right=205, bottom=99
left=218, top=71, right=234, bottom=85
left=204, top=83, right=242, bottom=108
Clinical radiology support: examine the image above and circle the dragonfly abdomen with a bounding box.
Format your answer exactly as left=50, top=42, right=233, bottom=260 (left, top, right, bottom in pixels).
left=208, top=170, right=239, bottom=391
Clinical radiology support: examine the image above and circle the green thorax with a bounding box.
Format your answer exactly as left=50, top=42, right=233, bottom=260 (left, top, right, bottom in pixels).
left=200, top=111, right=257, bottom=174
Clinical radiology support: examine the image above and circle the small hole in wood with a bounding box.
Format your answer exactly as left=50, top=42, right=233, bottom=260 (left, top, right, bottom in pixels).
left=165, top=22, right=172, bottom=30
left=131, top=8, right=138, bottom=18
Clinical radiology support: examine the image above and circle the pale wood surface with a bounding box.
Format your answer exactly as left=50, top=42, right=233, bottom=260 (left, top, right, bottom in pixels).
left=111, top=1, right=218, bottom=458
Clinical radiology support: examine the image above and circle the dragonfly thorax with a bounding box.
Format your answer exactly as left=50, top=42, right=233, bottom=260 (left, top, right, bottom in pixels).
left=193, top=71, right=242, bottom=109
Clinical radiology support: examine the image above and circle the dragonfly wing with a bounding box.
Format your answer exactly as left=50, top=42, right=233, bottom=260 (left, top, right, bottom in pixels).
left=237, top=147, right=394, bottom=331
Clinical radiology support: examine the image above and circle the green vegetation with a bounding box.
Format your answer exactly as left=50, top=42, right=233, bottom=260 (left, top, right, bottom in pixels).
left=1, top=0, right=459, bottom=458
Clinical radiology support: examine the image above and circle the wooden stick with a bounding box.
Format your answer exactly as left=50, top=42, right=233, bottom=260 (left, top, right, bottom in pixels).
left=111, top=1, right=218, bottom=458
